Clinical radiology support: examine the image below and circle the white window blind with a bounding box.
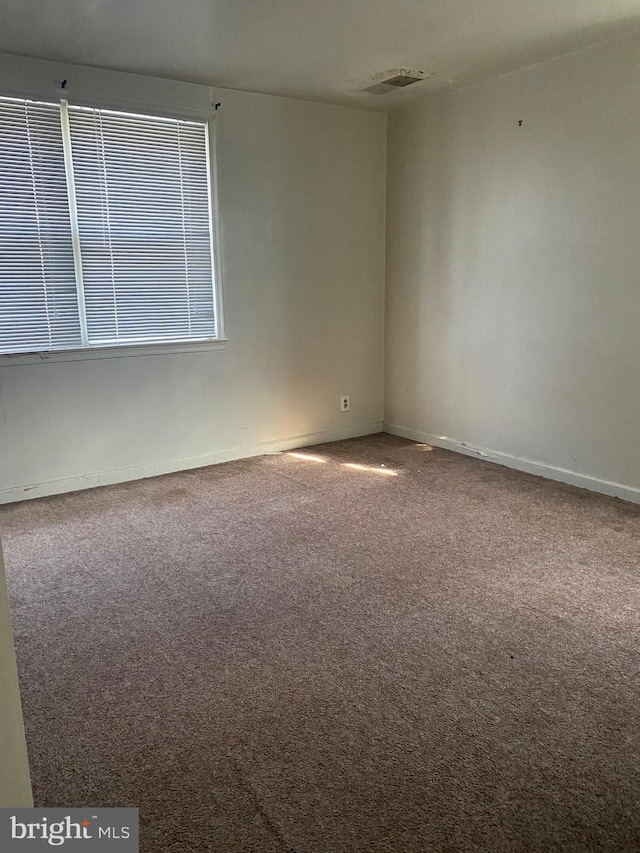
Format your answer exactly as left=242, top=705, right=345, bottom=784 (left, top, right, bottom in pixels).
left=0, top=98, right=81, bottom=353
left=0, top=96, right=218, bottom=355
left=68, top=106, right=217, bottom=345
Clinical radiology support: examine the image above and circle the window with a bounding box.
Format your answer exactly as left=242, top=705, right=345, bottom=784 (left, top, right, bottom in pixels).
left=0, top=96, right=220, bottom=355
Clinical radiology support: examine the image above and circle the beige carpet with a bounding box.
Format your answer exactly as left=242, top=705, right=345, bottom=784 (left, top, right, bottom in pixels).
left=1, top=433, right=639, bottom=851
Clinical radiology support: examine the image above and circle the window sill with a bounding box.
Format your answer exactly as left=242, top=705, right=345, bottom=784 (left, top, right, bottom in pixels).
left=0, top=339, right=229, bottom=367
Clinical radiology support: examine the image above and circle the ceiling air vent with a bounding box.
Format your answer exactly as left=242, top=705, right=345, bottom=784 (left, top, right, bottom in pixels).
left=364, top=69, right=425, bottom=95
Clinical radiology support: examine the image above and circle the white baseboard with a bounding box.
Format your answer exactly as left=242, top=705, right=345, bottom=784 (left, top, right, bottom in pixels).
left=0, top=421, right=384, bottom=505
left=384, top=423, right=640, bottom=506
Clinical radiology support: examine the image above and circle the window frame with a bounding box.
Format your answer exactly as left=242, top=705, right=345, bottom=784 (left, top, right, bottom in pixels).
left=0, top=90, right=227, bottom=365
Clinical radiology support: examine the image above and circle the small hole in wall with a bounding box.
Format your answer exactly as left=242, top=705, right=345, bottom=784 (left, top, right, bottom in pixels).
left=518, top=119, right=523, bottom=126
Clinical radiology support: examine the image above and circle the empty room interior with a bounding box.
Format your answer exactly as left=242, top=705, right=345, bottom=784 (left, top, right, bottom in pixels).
left=1, top=1, right=640, bottom=850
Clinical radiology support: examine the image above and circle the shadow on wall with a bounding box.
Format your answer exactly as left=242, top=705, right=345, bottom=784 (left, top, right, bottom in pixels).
left=385, top=33, right=640, bottom=491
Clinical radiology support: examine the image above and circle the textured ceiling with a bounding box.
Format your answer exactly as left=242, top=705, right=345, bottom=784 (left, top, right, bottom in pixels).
left=1, top=0, right=640, bottom=110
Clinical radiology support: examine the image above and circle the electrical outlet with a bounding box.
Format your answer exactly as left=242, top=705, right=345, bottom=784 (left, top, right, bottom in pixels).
left=340, top=395, right=350, bottom=412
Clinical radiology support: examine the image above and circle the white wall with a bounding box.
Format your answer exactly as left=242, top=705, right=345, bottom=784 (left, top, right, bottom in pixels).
left=0, top=539, right=32, bottom=806
left=0, top=55, right=386, bottom=503
left=385, top=32, right=640, bottom=503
